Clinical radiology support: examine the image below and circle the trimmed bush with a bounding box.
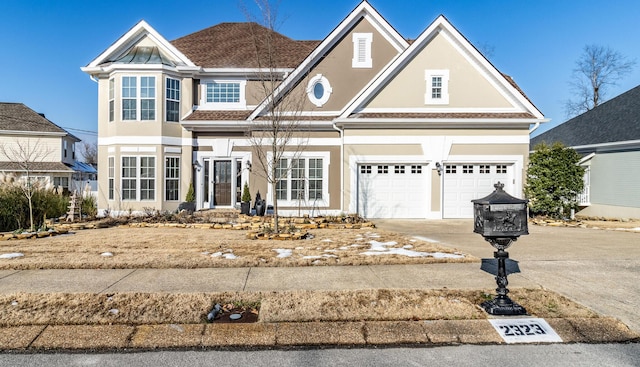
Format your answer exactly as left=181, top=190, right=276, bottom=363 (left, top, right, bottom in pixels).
left=0, top=185, right=69, bottom=232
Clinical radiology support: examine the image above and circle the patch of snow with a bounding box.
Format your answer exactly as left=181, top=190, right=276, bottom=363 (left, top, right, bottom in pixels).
left=0, top=253, right=24, bottom=259
left=170, top=324, right=184, bottom=332
left=303, top=254, right=338, bottom=260
left=413, top=235, right=440, bottom=243
left=339, top=246, right=349, bottom=250
left=101, top=252, right=113, bottom=257
left=321, top=239, right=333, bottom=242
left=109, top=309, right=119, bottom=315
left=366, top=233, right=381, bottom=238
left=211, top=252, right=223, bottom=258
left=360, top=240, right=464, bottom=259
left=632, top=227, right=640, bottom=231
left=201, top=251, right=210, bottom=255
left=295, top=247, right=304, bottom=250
left=11, top=301, right=18, bottom=306
left=409, top=239, right=417, bottom=242
left=403, top=245, right=413, bottom=249
left=324, top=249, right=337, bottom=252
left=274, top=249, right=293, bottom=258
left=223, top=253, right=238, bottom=260
left=312, top=260, right=321, bottom=265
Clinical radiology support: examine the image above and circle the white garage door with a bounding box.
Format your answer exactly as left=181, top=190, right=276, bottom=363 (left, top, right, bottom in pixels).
left=357, top=164, right=428, bottom=218
left=443, top=163, right=513, bottom=218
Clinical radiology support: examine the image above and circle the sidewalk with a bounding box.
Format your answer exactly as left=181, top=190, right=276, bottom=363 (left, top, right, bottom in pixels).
left=0, top=263, right=638, bottom=350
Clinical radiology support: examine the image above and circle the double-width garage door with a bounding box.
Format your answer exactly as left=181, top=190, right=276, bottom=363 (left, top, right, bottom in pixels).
left=442, top=163, right=513, bottom=218
left=357, top=164, right=428, bottom=219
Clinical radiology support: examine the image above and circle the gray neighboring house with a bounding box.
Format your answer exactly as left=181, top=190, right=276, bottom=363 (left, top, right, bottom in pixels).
left=0, top=102, right=96, bottom=194
left=530, top=85, right=640, bottom=219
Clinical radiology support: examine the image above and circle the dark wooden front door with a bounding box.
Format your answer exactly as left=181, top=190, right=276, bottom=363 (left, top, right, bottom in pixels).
left=214, top=160, right=232, bottom=206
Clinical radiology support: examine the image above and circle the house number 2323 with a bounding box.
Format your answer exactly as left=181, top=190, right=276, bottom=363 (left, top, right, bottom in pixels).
left=499, top=323, right=547, bottom=336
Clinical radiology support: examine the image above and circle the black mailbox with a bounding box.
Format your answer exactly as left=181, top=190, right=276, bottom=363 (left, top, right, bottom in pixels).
left=471, top=182, right=529, bottom=316
left=472, top=182, right=528, bottom=238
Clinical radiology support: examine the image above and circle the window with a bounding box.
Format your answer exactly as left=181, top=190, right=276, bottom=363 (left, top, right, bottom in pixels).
left=274, top=156, right=327, bottom=203
left=360, top=165, right=372, bottom=174
left=352, top=33, right=372, bottom=68
left=122, top=76, right=156, bottom=120
left=72, top=144, right=75, bottom=160
left=445, top=165, right=456, bottom=174
left=411, top=165, right=422, bottom=174
left=496, top=165, right=507, bottom=174
left=377, top=165, right=389, bottom=174
left=63, top=140, right=67, bottom=158
left=121, top=156, right=156, bottom=201
left=306, top=74, right=332, bottom=107
left=166, top=78, right=180, bottom=122
left=394, top=165, right=405, bottom=174
left=463, top=165, right=474, bottom=174
left=479, top=165, right=490, bottom=174
left=424, top=70, right=449, bottom=104
left=207, top=82, right=240, bottom=103
left=108, top=157, right=115, bottom=200
left=108, top=78, right=115, bottom=122
left=140, top=157, right=155, bottom=200
left=53, top=177, right=69, bottom=189
left=122, top=157, right=137, bottom=200
left=165, top=157, right=180, bottom=201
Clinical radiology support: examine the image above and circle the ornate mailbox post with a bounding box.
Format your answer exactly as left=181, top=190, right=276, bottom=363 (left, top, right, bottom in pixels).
left=472, top=182, right=529, bottom=316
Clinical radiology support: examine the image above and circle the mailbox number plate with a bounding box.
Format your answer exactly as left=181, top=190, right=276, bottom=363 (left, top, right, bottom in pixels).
left=489, top=318, right=562, bottom=343
left=490, top=204, right=523, bottom=211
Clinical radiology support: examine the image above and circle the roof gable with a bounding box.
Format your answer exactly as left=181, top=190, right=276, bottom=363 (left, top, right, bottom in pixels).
left=249, top=0, right=409, bottom=120
left=341, top=15, right=544, bottom=120
left=531, top=85, right=640, bottom=148
left=82, top=20, right=196, bottom=74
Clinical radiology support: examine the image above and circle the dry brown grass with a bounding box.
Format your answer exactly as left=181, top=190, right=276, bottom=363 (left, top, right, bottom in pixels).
left=0, top=227, right=473, bottom=270
left=0, top=288, right=597, bottom=327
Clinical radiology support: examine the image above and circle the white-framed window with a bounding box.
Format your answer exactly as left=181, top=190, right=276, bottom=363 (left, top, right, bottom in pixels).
left=445, top=165, right=456, bottom=174
left=53, top=177, right=69, bottom=190
left=306, top=74, right=333, bottom=107
left=63, top=140, right=68, bottom=158
left=462, top=165, right=474, bottom=174
left=424, top=69, right=449, bottom=104
left=394, top=165, right=405, bottom=174
left=108, top=156, right=115, bottom=200
left=122, top=76, right=156, bottom=121
left=496, top=164, right=507, bottom=174
left=165, top=156, right=180, bottom=201
left=411, top=165, right=422, bottom=174
left=201, top=80, right=246, bottom=109
left=479, top=165, right=490, bottom=174
left=165, top=77, right=180, bottom=122
left=108, top=78, right=115, bottom=122
left=377, top=165, right=388, bottom=174
left=271, top=152, right=330, bottom=205
left=121, top=156, right=156, bottom=201
left=352, top=33, right=372, bottom=68
left=360, top=165, right=372, bottom=174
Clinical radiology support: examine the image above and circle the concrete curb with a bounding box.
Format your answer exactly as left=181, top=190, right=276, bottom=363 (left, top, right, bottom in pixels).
left=1, top=317, right=637, bottom=351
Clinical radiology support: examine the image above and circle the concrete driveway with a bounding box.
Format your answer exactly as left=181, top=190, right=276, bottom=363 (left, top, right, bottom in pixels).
left=373, top=219, right=640, bottom=333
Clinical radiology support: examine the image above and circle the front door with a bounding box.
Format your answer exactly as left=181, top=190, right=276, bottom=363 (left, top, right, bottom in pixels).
left=214, top=160, right=232, bottom=206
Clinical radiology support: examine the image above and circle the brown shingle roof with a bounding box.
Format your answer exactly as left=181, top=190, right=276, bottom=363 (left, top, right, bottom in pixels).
left=0, top=103, right=68, bottom=134
left=0, top=161, right=74, bottom=172
left=171, top=22, right=319, bottom=69
left=352, top=112, right=536, bottom=119
left=185, top=110, right=253, bottom=121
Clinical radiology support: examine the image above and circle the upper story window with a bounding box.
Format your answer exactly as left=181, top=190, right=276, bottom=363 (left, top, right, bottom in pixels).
left=200, top=80, right=246, bottom=109
left=424, top=69, right=449, bottom=105
left=122, top=76, right=156, bottom=121
left=108, top=78, right=115, bottom=122
left=352, top=33, right=372, bottom=68
left=63, top=140, right=68, bottom=158
left=307, top=74, right=332, bottom=107
left=166, top=78, right=180, bottom=122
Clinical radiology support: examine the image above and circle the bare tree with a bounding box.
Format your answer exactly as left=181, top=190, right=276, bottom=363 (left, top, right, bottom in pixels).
left=243, top=0, right=309, bottom=233
left=565, top=44, right=636, bottom=117
left=0, top=139, right=54, bottom=232
left=79, top=141, right=98, bottom=165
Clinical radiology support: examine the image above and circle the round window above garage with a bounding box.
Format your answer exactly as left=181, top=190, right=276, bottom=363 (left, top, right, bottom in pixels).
left=307, top=74, right=332, bottom=107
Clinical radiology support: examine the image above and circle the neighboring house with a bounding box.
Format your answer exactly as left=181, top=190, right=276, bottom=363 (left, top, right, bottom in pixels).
left=0, top=102, right=97, bottom=194
left=81, top=1, right=545, bottom=219
left=530, top=85, right=640, bottom=220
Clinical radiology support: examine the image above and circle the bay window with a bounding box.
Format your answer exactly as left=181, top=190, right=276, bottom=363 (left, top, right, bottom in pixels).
left=122, top=76, right=156, bottom=120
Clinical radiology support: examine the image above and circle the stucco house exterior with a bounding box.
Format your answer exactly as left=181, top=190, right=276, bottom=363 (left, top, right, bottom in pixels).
left=81, top=1, right=545, bottom=219
left=531, top=85, right=640, bottom=220
left=0, top=102, right=96, bottom=194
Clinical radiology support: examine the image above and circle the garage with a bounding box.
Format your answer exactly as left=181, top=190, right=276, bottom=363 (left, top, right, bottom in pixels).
left=442, top=163, right=513, bottom=218
left=357, top=163, right=428, bottom=218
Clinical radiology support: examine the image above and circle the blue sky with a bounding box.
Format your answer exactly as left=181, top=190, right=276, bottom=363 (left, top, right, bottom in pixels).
left=2, top=0, right=639, bottom=147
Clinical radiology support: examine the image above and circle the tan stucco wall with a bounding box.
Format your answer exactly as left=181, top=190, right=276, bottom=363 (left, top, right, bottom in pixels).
left=366, top=31, right=512, bottom=109
left=431, top=169, right=441, bottom=212
left=281, top=18, right=399, bottom=113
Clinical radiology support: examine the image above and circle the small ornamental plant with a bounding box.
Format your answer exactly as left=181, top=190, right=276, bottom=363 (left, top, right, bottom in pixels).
left=241, top=182, right=251, bottom=203
left=185, top=181, right=195, bottom=203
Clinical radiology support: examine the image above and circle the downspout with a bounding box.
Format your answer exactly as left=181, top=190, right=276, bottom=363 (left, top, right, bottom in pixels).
left=332, top=121, right=344, bottom=214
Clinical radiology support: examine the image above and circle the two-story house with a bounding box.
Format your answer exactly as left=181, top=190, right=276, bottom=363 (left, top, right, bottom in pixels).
left=82, top=1, right=545, bottom=219
left=0, top=102, right=95, bottom=193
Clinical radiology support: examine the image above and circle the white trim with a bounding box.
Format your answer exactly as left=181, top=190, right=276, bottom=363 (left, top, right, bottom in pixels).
left=359, top=107, right=523, bottom=113
left=341, top=15, right=545, bottom=120
left=248, top=1, right=408, bottom=121
left=99, top=136, right=192, bottom=146
left=119, top=146, right=157, bottom=153
left=352, top=33, right=373, bottom=68
left=83, top=20, right=195, bottom=70
left=199, top=79, right=247, bottom=110
left=578, top=152, right=596, bottom=165
left=424, top=69, right=449, bottom=105
left=164, top=147, right=182, bottom=154
left=306, top=74, right=333, bottom=107
left=344, top=134, right=529, bottom=145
